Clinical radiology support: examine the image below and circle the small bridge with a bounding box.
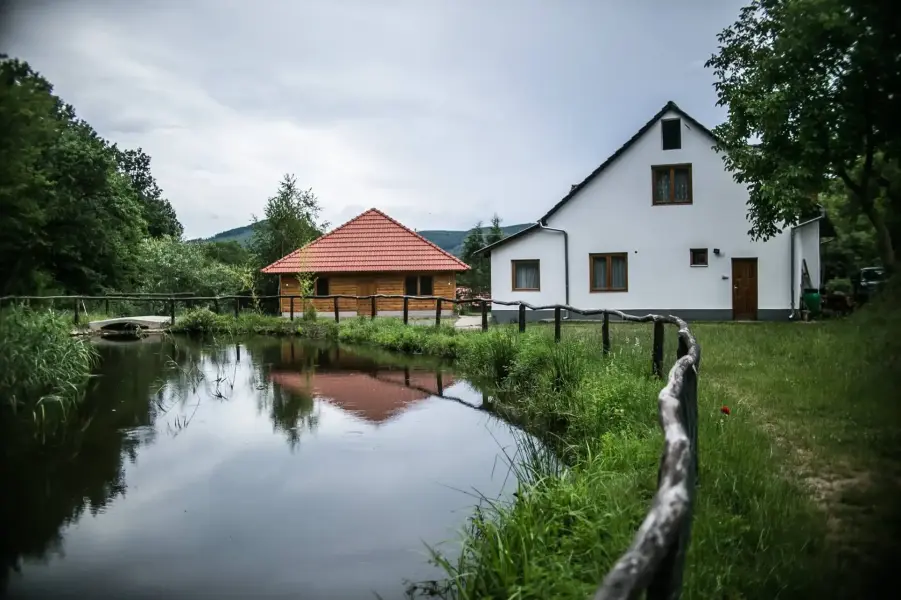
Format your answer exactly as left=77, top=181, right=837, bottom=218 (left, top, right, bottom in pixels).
left=88, top=315, right=173, bottom=331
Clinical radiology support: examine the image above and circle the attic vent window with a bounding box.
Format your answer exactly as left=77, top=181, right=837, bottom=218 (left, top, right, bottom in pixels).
left=662, top=118, right=681, bottom=150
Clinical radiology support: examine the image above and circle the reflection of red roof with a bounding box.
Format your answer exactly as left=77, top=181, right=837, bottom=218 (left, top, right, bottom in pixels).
left=261, top=208, right=470, bottom=274
left=269, top=371, right=455, bottom=424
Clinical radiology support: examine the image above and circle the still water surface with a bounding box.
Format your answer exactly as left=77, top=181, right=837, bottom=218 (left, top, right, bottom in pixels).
left=3, top=336, right=522, bottom=599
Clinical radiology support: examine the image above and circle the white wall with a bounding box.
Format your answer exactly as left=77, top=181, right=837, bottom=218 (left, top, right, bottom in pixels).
left=491, top=109, right=796, bottom=314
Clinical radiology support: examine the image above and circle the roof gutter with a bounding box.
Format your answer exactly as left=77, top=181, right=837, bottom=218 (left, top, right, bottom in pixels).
left=789, top=227, right=796, bottom=319
left=538, top=221, right=569, bottom=306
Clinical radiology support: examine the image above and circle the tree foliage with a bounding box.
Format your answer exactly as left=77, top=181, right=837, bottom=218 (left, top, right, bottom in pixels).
left=460, top=213, right=505, bottom=294
left=135, top=237, right=249, bottom=297
left=707, top=0, right=901, bottom=270
left=115, top=147, right=183, bottom=239
left=250, top=174, right=326, bottom=293
left=0, top=55, right=186, bottom=294
left=199, top=240, right=251, bottom=267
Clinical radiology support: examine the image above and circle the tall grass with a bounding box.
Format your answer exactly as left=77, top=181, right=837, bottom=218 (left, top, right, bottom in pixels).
left=0, top=307, right=97, bottom=441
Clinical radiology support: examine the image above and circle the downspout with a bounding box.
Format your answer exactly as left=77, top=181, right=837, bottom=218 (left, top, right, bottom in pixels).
left=538, top=221, right=570, bottom=308
left=789, top=227, right=796, bottom=319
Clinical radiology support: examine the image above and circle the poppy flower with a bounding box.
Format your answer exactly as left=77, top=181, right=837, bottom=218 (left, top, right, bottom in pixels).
left=720, top=405, right=731, bottom=416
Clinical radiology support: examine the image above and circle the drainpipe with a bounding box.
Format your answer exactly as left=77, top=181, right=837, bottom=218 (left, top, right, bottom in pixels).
left=538, top=221, right=570, bottom=308
left=789, top=227, right=796, bottom=319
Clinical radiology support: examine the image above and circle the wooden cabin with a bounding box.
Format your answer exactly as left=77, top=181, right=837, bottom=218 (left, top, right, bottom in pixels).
left=261, top=208, right=470, bottom=318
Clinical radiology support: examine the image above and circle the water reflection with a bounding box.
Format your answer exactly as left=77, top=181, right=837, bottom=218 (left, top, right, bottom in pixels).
left=2, top=336, right=523, bottom=599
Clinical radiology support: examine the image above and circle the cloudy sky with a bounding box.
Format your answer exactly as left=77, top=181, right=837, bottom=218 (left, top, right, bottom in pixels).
left=2, top=0, right=744, bottom=239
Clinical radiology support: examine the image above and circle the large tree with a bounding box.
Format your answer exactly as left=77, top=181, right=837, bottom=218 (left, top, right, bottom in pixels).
left=460, top=222, right=488, bottom=293
left=706, top=0, right=901, bottom=271
left=115, top=147, right=183, bottom=239
left=250, top=174, right=326, bottom=293
left=0, top=56, right=148, bottom=294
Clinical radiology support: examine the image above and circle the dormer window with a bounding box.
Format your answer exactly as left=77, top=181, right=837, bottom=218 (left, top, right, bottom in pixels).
left=662, top=118, right=681, bottom=150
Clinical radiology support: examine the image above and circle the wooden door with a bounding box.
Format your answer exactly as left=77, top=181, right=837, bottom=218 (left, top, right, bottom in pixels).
left=357, top=279, right=376, bottom=316
left=731, top=258, right=758, bottom=320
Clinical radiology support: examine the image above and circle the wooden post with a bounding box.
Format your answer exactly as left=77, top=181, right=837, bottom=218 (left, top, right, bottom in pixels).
left=403, top=297, right=409, bottom=325
left=602, top=312, right=611, bottom=355
left=652, top=320, right=665, bottom=378
left=73, top=297, right=80, bottom=326
left=213, top=298, right=219, bottom=314
left=481, top=300, right=489, bottom=331
left=371, top=296, right=377, bottom=320
left=105, top=298, right=110, bottom=315
left=437, top=371, right=444, bottom=396
left=170, top=298, right=175, bottom=325
left=554, top=306, right=562, bottom=342
left=677, top=334, right=689, bottom=359
left=435, top=299, right=442, bottom=327
left=234, top=297, right=240, bottom=319
left=334, top=296, right=340, bottom=323
left=518, top=304, right=526, bottom=333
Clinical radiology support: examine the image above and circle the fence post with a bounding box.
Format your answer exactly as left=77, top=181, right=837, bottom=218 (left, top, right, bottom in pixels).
left=435, top=299, right=442, bottom=327
left=602, top=312, right=611, bottom=355
left=289, top=296, right=295, bottom=321
left=403, top=297, right=409, bottom=325
left=554, top=306, right=562, bottom=342
left=652, top=320, right=665, bottom=378
left=73, top=297, right=80, bottom=326
left=234, top=297, right=240, bottom=319
left=105, top=298, right=110, bottom=315
left=334, top=296, right=340, bottom=323
left=518, top=304, right=526, bottom=333
left=371, top=296, right=377, bottom=320
left=170, top=298, right=175, bottom=326
left=213, top=298, right=219, bottom=314
left=677, top=334, right=689, bottom=359
left=481, top=300, right=489, bottom=331
left=437, top=371, right=444, bottom=396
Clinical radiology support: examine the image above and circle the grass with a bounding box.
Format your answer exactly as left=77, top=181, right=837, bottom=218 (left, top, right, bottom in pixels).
left=168, top=297, right=900, bottom=598
left=0, top=307, right=98, bottom=443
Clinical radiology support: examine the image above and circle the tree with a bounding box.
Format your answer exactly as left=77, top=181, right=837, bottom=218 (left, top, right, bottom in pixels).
left=115, top=147, right=183, bottom=239
left=200, top=240, right=251, bottom=267
left=135, top=236, right=248, bottom=297
left=486, top=213, right=504, bottom=246
left=706, top=0, right=901, bottom=272
left=250, top=174, right=326, bottom=294
left=460, top=222, right=489, bottom=293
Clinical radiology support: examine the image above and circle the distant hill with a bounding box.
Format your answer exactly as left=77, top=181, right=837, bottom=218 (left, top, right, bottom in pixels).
left=201, top=221, right=532, bottom=257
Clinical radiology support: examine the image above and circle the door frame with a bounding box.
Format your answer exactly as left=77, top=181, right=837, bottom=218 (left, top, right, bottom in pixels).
left=731, top=257, right=759, bottom=321
left=356, top=277, right=377, bottom=316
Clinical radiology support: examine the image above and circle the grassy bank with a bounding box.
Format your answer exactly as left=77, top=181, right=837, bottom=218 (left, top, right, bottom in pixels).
left=169, top=302, right=899, bottom=598
left=0, top=308, right=98, bottom=444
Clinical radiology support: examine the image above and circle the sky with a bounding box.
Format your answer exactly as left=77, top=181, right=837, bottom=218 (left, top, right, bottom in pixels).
left=2, top=0, right=746, bottom=239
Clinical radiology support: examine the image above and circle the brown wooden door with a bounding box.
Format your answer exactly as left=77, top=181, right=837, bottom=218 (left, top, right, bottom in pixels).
left=731, top=258, right=758, bottom=320
left=357, top=279, right=376, bottom=316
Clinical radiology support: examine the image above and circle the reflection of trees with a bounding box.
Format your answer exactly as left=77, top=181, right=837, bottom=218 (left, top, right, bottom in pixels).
left=243, top=338, right=319, bottom=452
left=0, top=337, right=204, bottom=591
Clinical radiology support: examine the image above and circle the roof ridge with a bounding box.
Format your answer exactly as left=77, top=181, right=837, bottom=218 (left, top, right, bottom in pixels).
left=367, top=208, right=470, bottom=269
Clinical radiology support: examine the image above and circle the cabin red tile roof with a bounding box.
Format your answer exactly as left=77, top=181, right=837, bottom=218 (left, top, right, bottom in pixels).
left=261, top=208, right=470, bottom=274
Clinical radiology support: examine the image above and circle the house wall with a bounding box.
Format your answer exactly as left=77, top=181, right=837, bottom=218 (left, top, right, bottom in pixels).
left=796, top=220, right=821, bottom=290
left=279, top=272, right=457, bottom=317
left=491, top=109, right=810, bottom=321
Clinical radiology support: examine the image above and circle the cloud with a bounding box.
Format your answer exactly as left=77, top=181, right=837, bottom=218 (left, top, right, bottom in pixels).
left=2, top=0, right=745, bottom=238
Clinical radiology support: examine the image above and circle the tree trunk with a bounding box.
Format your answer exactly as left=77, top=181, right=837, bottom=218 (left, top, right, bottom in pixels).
left=861, top=202, right=896, bottom=273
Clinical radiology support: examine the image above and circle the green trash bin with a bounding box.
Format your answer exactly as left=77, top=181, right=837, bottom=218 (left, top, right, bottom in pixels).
left=802, top=288, right=821, bottom=316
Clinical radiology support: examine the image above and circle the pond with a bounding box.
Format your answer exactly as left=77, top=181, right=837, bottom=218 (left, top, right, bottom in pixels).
left=2, top=336, right=525, bottom=599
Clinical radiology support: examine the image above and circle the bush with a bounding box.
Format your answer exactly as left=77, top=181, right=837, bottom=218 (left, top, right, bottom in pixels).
left=825, top=277, right=853, bottom=294
left=0, top=307, right=97, bottom=440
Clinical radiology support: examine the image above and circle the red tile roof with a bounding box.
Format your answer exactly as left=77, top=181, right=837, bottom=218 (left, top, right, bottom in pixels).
left=261, top=208, right=470, bottom=274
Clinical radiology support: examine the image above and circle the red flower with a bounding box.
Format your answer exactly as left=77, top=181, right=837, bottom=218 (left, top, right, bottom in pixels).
left=720, top=406, right=731, bottom=415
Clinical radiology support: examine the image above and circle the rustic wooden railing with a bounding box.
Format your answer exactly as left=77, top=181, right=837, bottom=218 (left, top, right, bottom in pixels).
left=1, top=293, right=700, bottom=599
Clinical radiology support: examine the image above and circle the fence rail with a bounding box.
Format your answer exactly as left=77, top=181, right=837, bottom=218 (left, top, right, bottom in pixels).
left=1, top=292, right=700, bottom=599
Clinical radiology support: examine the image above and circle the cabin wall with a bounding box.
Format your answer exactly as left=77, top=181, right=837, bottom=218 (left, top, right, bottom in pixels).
left=279, top=272, right=458, bottom=317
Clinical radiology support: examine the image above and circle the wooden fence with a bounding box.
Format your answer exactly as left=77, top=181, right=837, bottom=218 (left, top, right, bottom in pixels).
left=1, top=292, right=700, bottom=599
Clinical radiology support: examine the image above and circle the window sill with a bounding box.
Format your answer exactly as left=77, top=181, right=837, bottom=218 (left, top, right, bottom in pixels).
left=690, top=264, right=708, bottom=268
left=589, top=289, right=628, bottom=293
left=652, top=201, right=693, bottom=206
left=512, top=288, right=541, bottom=292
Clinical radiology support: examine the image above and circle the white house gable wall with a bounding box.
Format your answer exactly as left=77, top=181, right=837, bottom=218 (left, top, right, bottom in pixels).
left=490, top=108, right=802, bottom=321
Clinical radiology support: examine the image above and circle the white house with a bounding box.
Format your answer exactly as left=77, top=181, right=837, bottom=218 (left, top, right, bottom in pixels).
left=479, top=101, right=828, bottom=322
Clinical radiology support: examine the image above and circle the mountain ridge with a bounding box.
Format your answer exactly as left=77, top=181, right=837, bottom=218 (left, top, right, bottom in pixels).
left=200, top=221, right=532, bottom=257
